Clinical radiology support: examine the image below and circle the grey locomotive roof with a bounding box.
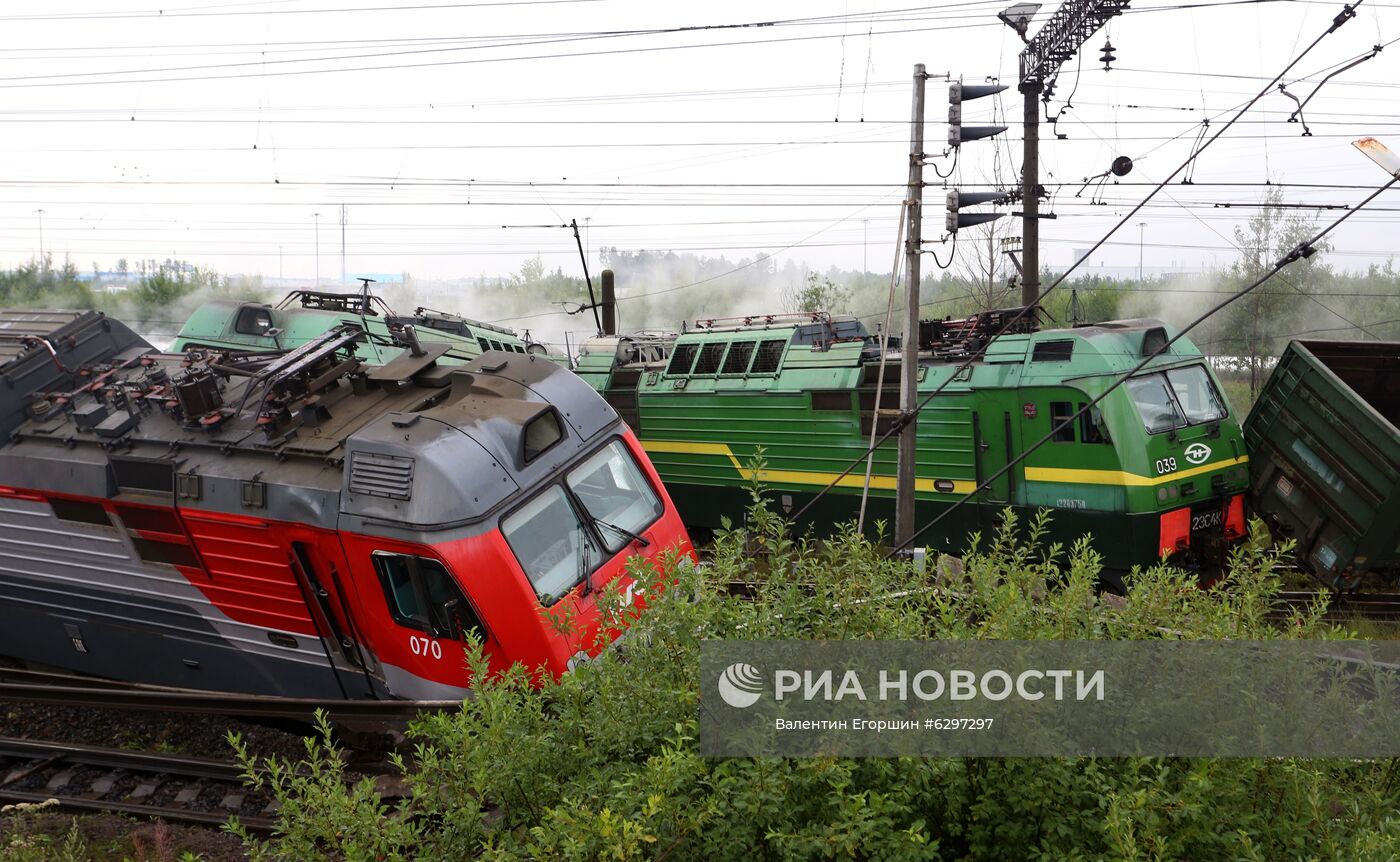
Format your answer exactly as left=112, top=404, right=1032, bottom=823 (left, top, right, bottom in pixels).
left=0, top=322, right=620, bottom=532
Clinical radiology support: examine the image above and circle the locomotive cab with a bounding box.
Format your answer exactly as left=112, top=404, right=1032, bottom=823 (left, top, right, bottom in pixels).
left=1016, top=322, right=1250, bottom=577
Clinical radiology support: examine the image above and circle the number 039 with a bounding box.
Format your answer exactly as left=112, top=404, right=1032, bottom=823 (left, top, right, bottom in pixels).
left=1155, top=457, right=1177, bottom=475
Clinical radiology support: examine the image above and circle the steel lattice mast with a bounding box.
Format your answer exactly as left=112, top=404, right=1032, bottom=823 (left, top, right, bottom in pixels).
left=1017, top=0, right=1130, bottom=305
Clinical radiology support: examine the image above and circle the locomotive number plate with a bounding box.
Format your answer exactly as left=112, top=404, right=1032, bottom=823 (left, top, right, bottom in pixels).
left=1189, top=504, right=1223, bottom=534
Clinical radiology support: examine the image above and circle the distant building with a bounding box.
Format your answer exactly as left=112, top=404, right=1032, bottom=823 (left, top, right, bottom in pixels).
left=345, top=273, right=405, bottom=285
left=75, top=271, right=139, bottom=284
left=1064, top=250, right=1201, bottom=281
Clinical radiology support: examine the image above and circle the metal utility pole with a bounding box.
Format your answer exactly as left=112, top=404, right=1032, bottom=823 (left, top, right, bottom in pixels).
left=339, top=204, right=348, bottom=284
left=600, top=269, right=617, bottom=335
left=1017, top=0, right=1130, bottom=305
left=34, top=209, right=45, bottom=269
left=1019, top=86, right=1040, bottom=306
left=896, top=63, right=927, bottom=549
left=313, top=212, right=321, bottom=287
left=1137, top=221, right=1146, bottom=280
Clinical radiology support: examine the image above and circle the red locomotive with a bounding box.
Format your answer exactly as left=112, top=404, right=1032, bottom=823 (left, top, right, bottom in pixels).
left=0, top=310, right=692, bottom=700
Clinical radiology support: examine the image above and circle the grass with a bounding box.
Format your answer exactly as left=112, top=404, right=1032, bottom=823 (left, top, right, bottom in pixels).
left=1217, top=374, right=1258, bottom=419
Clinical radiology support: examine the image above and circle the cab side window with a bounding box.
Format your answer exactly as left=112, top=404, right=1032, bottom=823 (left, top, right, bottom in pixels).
left=1050, top=401, right=1076, bottom=443
left=372, top=553, right=483, bottom=641
left=234, top=306, right=274, bottom=335
left=1080, top=403, right=1110, bottom=444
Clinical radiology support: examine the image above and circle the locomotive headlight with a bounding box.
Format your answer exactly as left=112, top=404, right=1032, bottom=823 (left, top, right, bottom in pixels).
left=1157, top=487, right=1169, bottom=503
left=566, top=650, right=591, bottom=672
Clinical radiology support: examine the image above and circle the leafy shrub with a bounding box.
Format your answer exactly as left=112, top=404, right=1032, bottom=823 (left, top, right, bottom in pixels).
left=230, top=506, right=1398, bottom=861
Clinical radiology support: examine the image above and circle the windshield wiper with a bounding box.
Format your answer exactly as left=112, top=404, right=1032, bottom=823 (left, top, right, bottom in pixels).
left=591, top=516, right=651, bottom=548
left=575, top=524, right=595, bottom=598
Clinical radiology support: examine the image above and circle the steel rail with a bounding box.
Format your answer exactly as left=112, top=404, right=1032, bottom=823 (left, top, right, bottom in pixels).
left=1274, top=591, right=1400, bottom=621
left=0, top=736, right=277, bottom=832
left=0, top=666, right=462, bottom=721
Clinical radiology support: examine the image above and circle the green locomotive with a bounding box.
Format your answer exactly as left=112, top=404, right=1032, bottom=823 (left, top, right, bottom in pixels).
left=173, top=288, right=547, bottom=361
left=575, top=309, right=1251, bottom=574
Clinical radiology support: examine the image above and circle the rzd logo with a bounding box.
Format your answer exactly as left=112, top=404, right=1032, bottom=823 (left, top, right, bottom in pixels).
left=1184, top=443, right=1212, bottom=465
left=717, top=662, right=764, bottom=708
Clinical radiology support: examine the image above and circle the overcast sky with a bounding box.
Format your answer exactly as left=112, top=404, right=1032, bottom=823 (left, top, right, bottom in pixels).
left=4, top=0, right=1399, bottom=290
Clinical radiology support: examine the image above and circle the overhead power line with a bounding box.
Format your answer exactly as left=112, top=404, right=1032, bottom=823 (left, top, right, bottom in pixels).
left=787, top=0, right=1371, bottom=527
left=892, top=168, right=1400, bottom=555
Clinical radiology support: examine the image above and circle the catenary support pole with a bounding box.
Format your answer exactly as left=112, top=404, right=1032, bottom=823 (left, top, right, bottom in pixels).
left=1020, top=81, right=1040, bottom=306
left=600, top=269, right=616, bottom=335
left=896, top=64, right=926, bottom=548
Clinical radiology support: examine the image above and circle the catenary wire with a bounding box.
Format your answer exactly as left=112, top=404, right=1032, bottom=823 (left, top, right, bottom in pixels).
left=785, top=0, right=1369, bottom=527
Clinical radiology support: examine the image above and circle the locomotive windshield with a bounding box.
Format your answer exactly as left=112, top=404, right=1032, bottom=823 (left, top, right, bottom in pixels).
left=1165, top=365, right=1227, bottom=424
left=566, top=440, right=665, bottom=553
left=502, top=439, right=664, bottom=602
left=1126, top=365, right=1227, bottom=433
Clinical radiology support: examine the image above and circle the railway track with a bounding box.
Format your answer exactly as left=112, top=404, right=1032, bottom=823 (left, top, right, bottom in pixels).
left=1274, top=591, right=1400, bottom=622
left=0, top=736, right=277, bottom=832
left=720, top=577, right=1400, bottom=624
left=0, top=665, right=463, bottom=722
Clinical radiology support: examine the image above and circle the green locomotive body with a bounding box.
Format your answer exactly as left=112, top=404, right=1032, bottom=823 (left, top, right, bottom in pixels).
left=173, top=289, right=543, bottom=362
left=577, top=311, right=1250, bottom=573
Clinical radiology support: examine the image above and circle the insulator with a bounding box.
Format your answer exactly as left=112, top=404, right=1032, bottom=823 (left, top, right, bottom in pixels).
left=1100, top=40, right=1117, bottom=71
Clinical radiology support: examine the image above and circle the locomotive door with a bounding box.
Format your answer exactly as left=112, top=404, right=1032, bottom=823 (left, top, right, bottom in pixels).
left=972, top=394, right=1019, bottom=528
left=177, top=509, right=377, bottom=699
left=286, top=537, right=380, bottom=699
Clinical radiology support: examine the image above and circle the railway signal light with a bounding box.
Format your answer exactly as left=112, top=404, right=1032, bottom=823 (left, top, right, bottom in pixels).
left=946, top=80, right=1011, bottom=234
left=947, top=81, right=1008, bottom=147
left=946, top=190, right=1012, bottom=233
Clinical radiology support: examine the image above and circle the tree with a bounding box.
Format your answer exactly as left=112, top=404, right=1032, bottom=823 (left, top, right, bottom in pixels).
left=952, top=220, right=1018, bottom=311
left=1222, top=186, right=1332, bottom=396
left=515, top=255, right=547, bottom=288
left=785, top=271, right=850, bottom=314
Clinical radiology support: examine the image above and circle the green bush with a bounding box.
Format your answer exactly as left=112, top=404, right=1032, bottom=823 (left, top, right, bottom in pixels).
left=230, top=508, right=1398, bottom=861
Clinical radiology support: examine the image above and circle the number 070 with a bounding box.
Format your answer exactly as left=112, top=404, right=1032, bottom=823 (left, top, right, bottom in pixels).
left=409, top=635, right=442, bottom=659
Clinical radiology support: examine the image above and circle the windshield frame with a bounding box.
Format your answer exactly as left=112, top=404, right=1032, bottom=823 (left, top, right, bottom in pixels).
left=1125, top=363, right=1229, bottom=435
left=500, top=436, right=665, bottom=605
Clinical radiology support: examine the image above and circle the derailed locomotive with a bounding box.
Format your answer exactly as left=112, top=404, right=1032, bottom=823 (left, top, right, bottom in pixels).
left=0, top=310, right=690, bottom=700
left=575, top=308, right=1251, bottom=575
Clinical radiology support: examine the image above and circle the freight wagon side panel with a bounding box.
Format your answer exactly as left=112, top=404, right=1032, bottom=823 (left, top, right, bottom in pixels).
left=1244, top=340, right=1400, bottom=585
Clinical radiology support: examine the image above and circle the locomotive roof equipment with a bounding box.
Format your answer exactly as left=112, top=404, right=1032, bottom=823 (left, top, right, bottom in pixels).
left=174, top=286, right=550, bottom=364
